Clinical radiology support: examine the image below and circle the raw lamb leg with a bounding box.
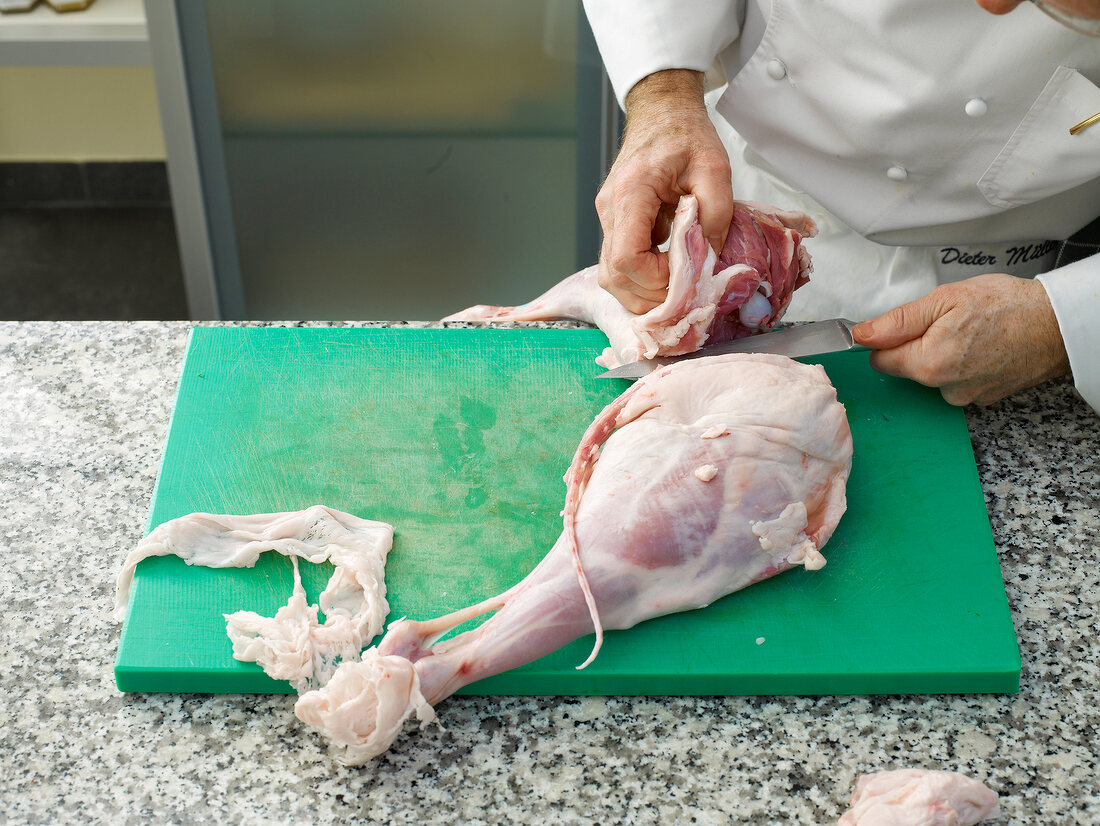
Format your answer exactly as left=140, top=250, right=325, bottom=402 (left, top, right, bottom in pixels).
left=295, top=353, right=852, bottom=763
left=443, top=195, right=817, bottom=368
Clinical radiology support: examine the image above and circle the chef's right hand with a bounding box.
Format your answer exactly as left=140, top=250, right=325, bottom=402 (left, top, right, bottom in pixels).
left=595, top=69, right=735, bottom=315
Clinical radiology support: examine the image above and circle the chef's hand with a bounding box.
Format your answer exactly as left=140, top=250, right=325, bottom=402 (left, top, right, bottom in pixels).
left=596, top=69, right=734, bottom=314
left=852, top=274, right=1070, bottom=406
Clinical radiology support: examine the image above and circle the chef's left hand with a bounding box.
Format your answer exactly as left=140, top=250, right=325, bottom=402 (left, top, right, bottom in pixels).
left=852, top=273, right=1071, bottom=406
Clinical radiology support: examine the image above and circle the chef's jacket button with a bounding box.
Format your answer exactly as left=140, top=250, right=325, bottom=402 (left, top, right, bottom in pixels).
left=765, top=58, right=787, bottom=81
left=965, top=98, right=988, bottom=117
left=886, top=165, right=908, bottom=181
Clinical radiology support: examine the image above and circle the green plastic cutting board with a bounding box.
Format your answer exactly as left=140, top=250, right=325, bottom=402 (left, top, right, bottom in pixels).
left=115, top=326, right=1020, bottom=695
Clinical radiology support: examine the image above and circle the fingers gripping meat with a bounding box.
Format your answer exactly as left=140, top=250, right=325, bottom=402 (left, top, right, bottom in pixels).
left=443, top=196, right=817, bottom=368
left=295, top=354, right=852, bottom=763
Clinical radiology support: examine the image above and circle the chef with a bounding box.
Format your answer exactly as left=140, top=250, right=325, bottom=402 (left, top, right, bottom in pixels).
left=581, top=0, right=1100, bottom=412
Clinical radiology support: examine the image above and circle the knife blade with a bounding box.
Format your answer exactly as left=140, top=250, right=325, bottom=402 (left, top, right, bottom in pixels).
left=595, top=318, right=868, bottom=380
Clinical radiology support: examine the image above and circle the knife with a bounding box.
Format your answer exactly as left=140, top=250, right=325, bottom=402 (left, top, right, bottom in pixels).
left=596, top=318, right=868, bottom=380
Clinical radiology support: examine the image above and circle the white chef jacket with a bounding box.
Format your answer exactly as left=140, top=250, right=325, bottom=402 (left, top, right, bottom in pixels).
left=582, top=0, right=1100, bottom=412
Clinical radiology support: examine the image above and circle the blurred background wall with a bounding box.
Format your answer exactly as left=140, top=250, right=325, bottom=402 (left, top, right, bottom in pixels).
left=0, top=66, right=164, bottom=160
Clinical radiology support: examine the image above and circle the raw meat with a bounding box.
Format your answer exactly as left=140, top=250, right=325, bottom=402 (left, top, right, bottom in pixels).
left=838, top=770, right=1001, bottom=826
left=443, top=195, right=816, bottom=368
left=295, top=652, right=438, bottom=764
left=114, top=506, right=394, bottom=691
left=294, top=353, right=852, bottom=763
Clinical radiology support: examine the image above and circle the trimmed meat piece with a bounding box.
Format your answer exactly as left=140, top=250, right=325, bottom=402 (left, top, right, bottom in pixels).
left=114, top=506, right=394, bottom=691
left=839, top=769, right=1001, bottom=826
left=444, top=195, right=816, bottom=368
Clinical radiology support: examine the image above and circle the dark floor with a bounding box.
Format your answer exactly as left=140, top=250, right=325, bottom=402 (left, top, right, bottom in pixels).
left=0, top=162, right=188, bottom=321
left=0, top=207, right=189, bottom=320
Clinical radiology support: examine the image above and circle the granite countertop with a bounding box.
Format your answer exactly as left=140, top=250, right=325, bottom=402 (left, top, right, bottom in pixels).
left=2, top=320, right=1098, bottom=825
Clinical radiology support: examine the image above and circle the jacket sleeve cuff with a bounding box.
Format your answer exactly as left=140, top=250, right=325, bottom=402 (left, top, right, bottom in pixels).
left=1036, top=252, right=1100, bottom=414
left=582, top=0, right=745, bottom=108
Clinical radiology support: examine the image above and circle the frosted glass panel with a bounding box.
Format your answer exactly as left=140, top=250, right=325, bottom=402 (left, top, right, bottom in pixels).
left=201, top=0, right=604, bottom=319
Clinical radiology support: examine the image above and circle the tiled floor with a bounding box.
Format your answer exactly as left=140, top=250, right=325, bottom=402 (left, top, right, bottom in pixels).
left=0, top=206, right=188, bottom=320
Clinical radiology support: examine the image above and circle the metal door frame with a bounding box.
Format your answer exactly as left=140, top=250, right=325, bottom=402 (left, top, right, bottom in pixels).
left=144, top=0, right=244, bottom=318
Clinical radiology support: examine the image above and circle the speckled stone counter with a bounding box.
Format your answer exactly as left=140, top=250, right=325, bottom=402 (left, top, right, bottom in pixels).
left=2, top=321, right=1098, bottom=825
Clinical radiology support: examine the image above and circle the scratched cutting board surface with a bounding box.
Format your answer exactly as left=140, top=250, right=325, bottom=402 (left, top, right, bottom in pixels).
left=115, top=326, right=1020, bottom=695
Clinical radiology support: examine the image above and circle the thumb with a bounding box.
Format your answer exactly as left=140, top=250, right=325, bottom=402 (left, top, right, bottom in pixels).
left=853, top=295, right=940, bottom=349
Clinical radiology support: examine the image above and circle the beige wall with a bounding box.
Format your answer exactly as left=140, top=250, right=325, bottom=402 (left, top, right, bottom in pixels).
left=0, top=65, right=165, bottom=161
